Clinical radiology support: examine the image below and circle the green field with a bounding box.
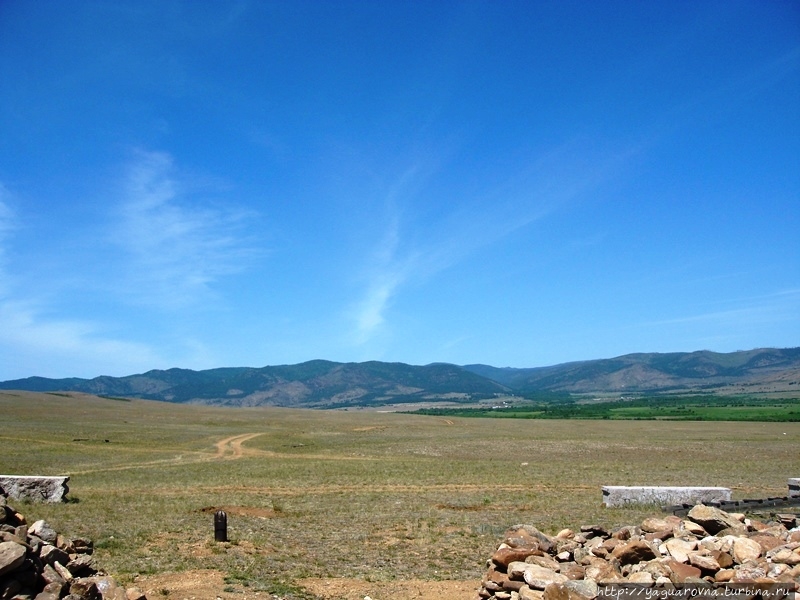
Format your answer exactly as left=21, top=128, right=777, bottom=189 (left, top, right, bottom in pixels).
left=413, top=394, right=800, bottom=421
left=1, top=391, right=799, bottom=598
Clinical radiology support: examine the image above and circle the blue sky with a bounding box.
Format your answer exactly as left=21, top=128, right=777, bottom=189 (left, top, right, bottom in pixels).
left=1, top=0, right=798, bottom=380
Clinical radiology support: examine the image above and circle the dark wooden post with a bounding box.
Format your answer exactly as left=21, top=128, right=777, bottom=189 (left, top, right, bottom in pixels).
left=214, top=510, right=228, bottom=542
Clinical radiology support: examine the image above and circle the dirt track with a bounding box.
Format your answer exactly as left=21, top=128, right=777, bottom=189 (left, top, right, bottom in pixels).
left=213, top=432, right=265, bottom=459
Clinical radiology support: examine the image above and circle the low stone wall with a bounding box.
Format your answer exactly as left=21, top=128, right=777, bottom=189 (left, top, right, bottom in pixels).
left=477, top=504, right=800, bottom=599
left=0, top=476, right=70, bottom=503
left=602, top=486, right=731, bottom=508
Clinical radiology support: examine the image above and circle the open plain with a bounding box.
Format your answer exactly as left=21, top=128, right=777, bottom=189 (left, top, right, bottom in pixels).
left=1, top=391, right=799, bottom=599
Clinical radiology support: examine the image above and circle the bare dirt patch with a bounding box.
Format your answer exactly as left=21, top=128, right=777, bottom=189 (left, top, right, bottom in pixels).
left=301, top=577, right=479, bottom=600
left=133, top=571, right=479, bottom=600
left=133, top=570, right=234, bottom=600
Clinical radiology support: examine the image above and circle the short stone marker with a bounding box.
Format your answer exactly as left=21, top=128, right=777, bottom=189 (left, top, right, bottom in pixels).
left=789, top=478, right=799, bottom=498
left=602, top=485, right=731, bottom=507
left=0, top=476, right=69, bottom=503
left=214, top=510, right=228, bottom=542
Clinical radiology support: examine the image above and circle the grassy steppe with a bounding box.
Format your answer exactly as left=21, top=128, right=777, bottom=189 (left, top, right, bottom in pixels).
left=2, top=391, right=799, bottom=597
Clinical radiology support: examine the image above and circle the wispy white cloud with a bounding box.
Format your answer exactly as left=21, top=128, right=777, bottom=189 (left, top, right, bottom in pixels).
left=347, top=140, right=636, bottom=346
left=0, top=182, right=163, bottom=378
left=114, top=150, right=262, bottom=309
left=0, top=185, right=15, bottom=267
left=0, top=152, right=265, bottom=379
left=0, top=299, right=163, bottom=379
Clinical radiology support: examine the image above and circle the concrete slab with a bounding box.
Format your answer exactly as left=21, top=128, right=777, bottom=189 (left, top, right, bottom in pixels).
left=0, top=475, right=70, bottom=503
left=602, top=485, right=731, bottom=507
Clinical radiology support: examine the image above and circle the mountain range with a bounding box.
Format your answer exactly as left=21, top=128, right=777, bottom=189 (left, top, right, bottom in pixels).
left=1, top=347, right=798, bottom=408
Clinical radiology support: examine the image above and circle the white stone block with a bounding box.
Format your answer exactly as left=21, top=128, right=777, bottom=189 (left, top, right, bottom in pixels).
left=0, top=475, right=70, bottom=502
left=602, top=485, right=731, bottom=507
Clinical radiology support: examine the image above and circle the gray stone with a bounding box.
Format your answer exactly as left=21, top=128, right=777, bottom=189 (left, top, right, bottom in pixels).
left=0, top=540, right=27, bottom=577
left=69, top=579, right=101, bottom=600
left=789, top=478, right=800, bottom=498
left=686, top=505, right=742, bottom=535
left=0, top=476, right=69, bottom=503
left=40, top=563, right=67, bottom=587
left=602, top=486, right=731, bottom=507
left=66, top=553, right=96, bottom=576
left=39, top=543, right=70, bottom=567
left=29, top=520, right=58, bottom=544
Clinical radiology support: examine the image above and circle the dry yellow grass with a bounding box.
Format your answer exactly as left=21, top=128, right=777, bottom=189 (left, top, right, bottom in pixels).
left=1, top=391, right=798, bottom=598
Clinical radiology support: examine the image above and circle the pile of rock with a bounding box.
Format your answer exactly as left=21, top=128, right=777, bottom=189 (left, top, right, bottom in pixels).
left=478, top=505, right=800, bottom=600
left=0, top=486, right=146, bottom=600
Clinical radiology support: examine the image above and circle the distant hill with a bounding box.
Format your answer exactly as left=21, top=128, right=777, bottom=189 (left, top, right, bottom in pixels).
left=0, top=360, right=509, bottom=408
left=1, top=348, right=798, bottom=408
left=462, top=347, right=800, bottom=394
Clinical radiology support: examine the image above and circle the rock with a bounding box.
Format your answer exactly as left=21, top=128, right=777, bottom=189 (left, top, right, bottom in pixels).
left=663, top=538, right=696, bottom=562
left=494, top=545, right=542, bottom=568
left=84, top=576, right=128, bottom=600
left=508, top=561, right=531, bottom=580
left=0, top=476, right=70, bottom=503
left=731, top=564, right=767, bottom=582
left=0, top=540, right=26, bottom=577
left=528, top=554, right=561, bottom=571
left=69, top=579, right=102, bottom=600
left=681, top=520, right=707, bottom=536
left=687, top=551, right=720, bottom=572
left=710, top=550, right=733, bottom=568
left=543, top=580, right=598, bottom=600
left=39, top=543, right=70, bottom=567
left=523, top=565, right=569, bottom=590
left=612, top=526, right=638, bottom=540
left=715, top=568, right=735, bottom=582
left=769, top=547, right=800, bottom=565
left=626, top=571, right=655, bottom=584
left=611, top=540, right=656, bottom=565
left=686, top=505, right=742, bottom=535
left=559, top=563, right=585, bottom=581
left=579, top=525, right=609, bottom=539
left=731, top=537, right=762, bottom=563
left=508, top=525, right=555, bottom=547
left=584, top=561, right=622, bottom=584
left=556, top=529, right=574, bottom=539
left=478, top=504, right=800, bottom=600
left=29, top=520, right=58, bottom=544
left=556, top=551, right=572, bottom=562
left=54, top=560, right=74, bottom=581
left=749, top=534, right=783, bottom=553
left=71, top=537, right=94, bottom=555
left=641, top=517, right=673, bottom=533
left=56, top=534, right=76, bottom=553
left=41, top=563, right=67, bottom=587
left=520, top=587, right=545, bottom=600
left=66, top=553, right=96, bottom=576
left=666, top=559, right=702, bottom=583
